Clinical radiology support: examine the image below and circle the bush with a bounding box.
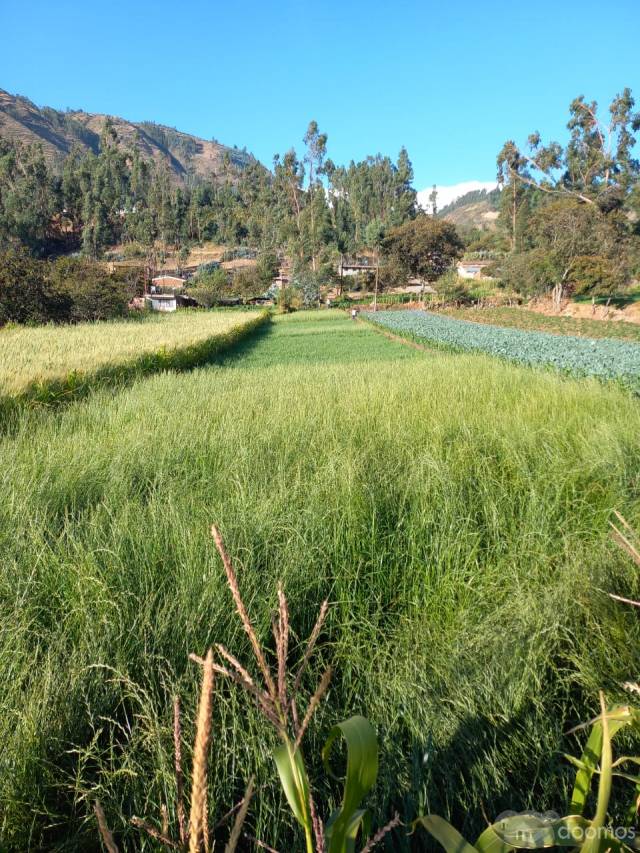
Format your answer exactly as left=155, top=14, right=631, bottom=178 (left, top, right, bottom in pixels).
left=497, top=249, right=558, bottom=296
left=50, top=258, right=136, bottom=322
left=188, top=267, right=229, bottom=306
left=231, top=267, right=265, bottom=300
left=0, top=249, right=70, bottom=325
left=291, top=268, right=324, bottom=308
left=255, top=251, right=279, bottom=288
left=569, top=255, right=625, bottom=296
left=0, top=252, right=138, bottom=327
left=435, top=269, right=472, bottom=302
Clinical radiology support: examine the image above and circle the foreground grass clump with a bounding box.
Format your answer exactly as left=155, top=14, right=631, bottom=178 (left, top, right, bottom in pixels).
left=1, top=312, right=640, bottom=849
left=365, top=309, right=640, bottom=387
left=0, top=309, right=263, bottom=396
left=441, top=305, right=640, bottom=343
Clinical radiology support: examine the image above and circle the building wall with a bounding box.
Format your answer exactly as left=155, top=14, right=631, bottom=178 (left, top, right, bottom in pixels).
left=150, top=297, right=176, bottom=312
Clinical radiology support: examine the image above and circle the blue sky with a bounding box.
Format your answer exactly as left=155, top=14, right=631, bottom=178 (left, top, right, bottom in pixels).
left=1, top=0, right=639, bottom=191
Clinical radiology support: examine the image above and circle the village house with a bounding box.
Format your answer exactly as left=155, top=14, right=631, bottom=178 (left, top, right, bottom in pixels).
left=150, top=275, right=187, bottom=292
left=457, top=260, right=493, bottom=279
left=338, top=252, right=377, bottom=277
left=145, top=275, right=187, bottom=312
left=145, top=292, right=177, bottom=312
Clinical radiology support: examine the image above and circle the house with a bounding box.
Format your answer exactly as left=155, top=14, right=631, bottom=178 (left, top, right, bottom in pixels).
left=145, top=293, right=177, bottom=312
left=338, top=252, right=377, bottom=277
left=457, top=260, right=493, bottom=279
left=150, top=275, right=187, bottom=292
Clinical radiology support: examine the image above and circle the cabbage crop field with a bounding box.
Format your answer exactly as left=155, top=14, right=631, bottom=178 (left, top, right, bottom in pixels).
left=442, top=305, right=640, bottom=343
left=366, top=309, right=640, bottom=388
left=2, top=310, right=640, bottom=850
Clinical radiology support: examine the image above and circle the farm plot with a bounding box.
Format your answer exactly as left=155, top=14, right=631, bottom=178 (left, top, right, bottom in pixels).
left=366, top=309, right=640, bottom=387
left=1, top=311, right=640, bottom=849
left=0, top=310, right=266, bottom=396
left=441, top=306, right=640, bottom=343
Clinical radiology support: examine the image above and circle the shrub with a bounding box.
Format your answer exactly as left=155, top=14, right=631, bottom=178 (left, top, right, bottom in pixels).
left=497, top=248, right=558, bottom=296
left=188, top=267, right=229, bottom=306
left=231, top=266, right=265, bottom=300
left=0, top=249, right=70, bottom=325
left=291, top=268, right=324, bottom=308
left=50, top=257, right=136, bottom=322
left=256, top=251, right=280, bottom=288
left=435, top=269, right=472, bottom=302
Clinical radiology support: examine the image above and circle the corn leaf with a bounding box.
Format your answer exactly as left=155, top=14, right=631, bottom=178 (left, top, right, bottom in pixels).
left=569, top=712, right=630, bottom=815
left=273, top=742, right=311, bottom=830
left=416, top=815, right=480, bottom=853
left=322, top=715, right=378, bottom=853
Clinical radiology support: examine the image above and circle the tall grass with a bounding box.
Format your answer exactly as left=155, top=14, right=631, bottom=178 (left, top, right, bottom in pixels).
left=1, top=312, right=640, bottom=849
left=0, top=310, right=270, bottom=429
left=0, top=310, right=259, bottom=396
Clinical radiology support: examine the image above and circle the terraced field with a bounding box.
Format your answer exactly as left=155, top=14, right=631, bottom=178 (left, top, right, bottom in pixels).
left=2, top=311, right=639, bottom=850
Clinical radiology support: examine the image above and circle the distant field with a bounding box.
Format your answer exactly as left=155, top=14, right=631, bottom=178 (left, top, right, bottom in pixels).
left=0, top=311, right=255, bottom=396
left=442, top=305, right=640, bottom=342
left=366, top=309, right=640, bottom=388
left=2, top=311, right=640, bottom=849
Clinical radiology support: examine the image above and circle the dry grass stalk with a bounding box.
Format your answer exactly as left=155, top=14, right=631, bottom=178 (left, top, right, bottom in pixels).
left=276, top=583, right=290, bottom=710
left=216, top=643, right=258, bottom=690
left=609, top=591, right=640, bottom=608
left=244, top=836, right=281, bottom=852
left=188, top=648, right=215, bottom=853
left=309, top=792, right=326, bottom=853
left=360, top=811, right=402, bottom=852
left=203, top=795, right=210, bottom=853
left=94, top=800, right=119, bottom=853
left=611, top=511, right=640, bottom=568
left=293, top=599, right=329, bottom=694
left=191, top=652, right=282, bottom=729
left=174, top=696, right=187, bottom=846
left=161, top=803, right=169, bottom=838
left=224, top=776, right=255, bottom=852
left=294, top=667, right=333, bottom=751
left=130, top=816, right=179, bottom=849
left=211, top=524, right=278, bottom=703
left=207, top=524, right=336, bottom=851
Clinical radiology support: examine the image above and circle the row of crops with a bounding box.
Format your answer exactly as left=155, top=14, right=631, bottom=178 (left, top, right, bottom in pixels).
left=365, top=310, right=640, bottom=388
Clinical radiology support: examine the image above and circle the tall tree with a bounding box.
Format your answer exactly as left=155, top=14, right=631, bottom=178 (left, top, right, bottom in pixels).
left=497, top=89, right=640, bottom=213
left=303, top=121, right=328, bottom=270
left=382, top=215, right=464, bottom=301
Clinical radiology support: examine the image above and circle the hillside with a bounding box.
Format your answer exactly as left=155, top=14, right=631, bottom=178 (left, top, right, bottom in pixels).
left=0, top=88, right=257, bottom=184
left=438, top=187, right=501, bottom=230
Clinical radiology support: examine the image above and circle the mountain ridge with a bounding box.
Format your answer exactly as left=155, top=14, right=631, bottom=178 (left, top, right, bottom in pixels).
left=0, top=88, right=258, bottom=184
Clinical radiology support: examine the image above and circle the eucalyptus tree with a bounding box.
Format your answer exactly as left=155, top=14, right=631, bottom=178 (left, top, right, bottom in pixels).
left=497, top=88, right=640, bottom=214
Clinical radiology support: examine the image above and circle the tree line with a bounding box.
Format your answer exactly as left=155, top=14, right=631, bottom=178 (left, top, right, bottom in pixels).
left=487, top=88, right=640, bottom=304
left=0, top=117, right=419, bottom=266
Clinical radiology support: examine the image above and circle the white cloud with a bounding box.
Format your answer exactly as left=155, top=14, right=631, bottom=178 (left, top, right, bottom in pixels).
left=417, top=181, right=497, bottom=213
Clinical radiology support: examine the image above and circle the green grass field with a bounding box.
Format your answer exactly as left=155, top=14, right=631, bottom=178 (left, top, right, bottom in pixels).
left=0, top=310, right=253, bottom=395
left=2, top=311, right=640, bottom=850
left=441, top=305, right=640, bottom=342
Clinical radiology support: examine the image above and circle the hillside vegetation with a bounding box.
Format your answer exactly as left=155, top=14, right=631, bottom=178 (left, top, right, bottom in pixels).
left=0, top=88, right=255, bottom=183
left=438, top=187, right=501, bottom=230
left=1, top=312, right=639, bottom=849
